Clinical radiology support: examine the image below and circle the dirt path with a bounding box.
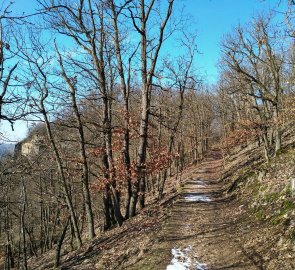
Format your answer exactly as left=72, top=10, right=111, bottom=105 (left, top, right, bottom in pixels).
left=129, top=151, right=262, bottom=270
left=28, top=149, right=294, bottom=270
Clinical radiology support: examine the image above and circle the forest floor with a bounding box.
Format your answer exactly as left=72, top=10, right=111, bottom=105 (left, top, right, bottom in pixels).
left=29, top=149, right=295, bottom=270
left=127, top=150, right=266, bottom=270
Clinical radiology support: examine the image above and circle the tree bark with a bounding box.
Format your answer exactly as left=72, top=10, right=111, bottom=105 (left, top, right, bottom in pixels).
left=55, top=217, right=70, bottom=268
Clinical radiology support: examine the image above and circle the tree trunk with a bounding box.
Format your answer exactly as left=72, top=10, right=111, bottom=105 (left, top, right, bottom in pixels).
left=21, top=178, right=28, bottom=270
left=273, top=104, right=281, bottom=154
left=110, top=1, right=132, bottom=220
left=55, top=217, right=70, bottom=268
left=5, top=185, right=14, bottom=270
left=102, top=187, right=112, bottom=230
left=110, top=187, right=123, bottom=226
left=130, top=1, right=149, bottom=216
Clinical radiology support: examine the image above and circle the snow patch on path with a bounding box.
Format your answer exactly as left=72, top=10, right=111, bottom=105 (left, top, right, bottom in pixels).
left=183, top=194, right=211, bottom=202
left=166, top=246, right=207, bottom=270
left=194, top=180, right=208, bottom=186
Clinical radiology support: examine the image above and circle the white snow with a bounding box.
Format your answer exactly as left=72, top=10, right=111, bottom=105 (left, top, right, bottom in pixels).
left=166, top=246, right=207, bottom=270
left=194, top=180, right=208, bottom=186
left=183, top=194, right=211, bottom=202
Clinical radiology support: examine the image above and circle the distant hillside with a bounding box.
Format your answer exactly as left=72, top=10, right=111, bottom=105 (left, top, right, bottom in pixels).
left=0, top=143, right=15, bottom=158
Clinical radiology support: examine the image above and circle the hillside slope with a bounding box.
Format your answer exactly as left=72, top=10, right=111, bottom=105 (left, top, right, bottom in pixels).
left=28, top=148, right=295, bottom=269
left=225, top=146, right=295, bottom=269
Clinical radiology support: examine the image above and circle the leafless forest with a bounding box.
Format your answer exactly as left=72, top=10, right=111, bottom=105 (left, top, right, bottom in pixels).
left=1, top=1, right=295, bottom=269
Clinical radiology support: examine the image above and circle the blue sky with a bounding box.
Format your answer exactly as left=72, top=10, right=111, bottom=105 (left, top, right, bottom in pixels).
left=12, top=0, right=283, bottom=84
left=1, top=0, right=285, bottom=142
left=12, top=0, right=283, bottom=83
left=176, top=0, right=284, bottom=83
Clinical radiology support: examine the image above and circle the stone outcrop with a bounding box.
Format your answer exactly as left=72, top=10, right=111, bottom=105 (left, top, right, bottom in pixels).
left=14, top=134, right=46, bottom=157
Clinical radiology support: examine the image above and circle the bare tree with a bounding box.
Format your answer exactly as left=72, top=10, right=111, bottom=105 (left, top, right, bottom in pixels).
left=18, top=34, right=83, bottom=247
left=55, top=46, right=95, bottom=239
left=220, top=15, right=285, bottom=160
left=40, top=0, right=124, bottom=227
left=109, top=0, right=134, bottom=220
left=157, top=33, right=197, bottom=197
left=128, top=0, right=175, bottom=216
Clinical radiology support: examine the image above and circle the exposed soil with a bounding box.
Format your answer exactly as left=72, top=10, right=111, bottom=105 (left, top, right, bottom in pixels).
left=129, top=150, right=264, bottom=270
left=29, top=149, right=295, bottom=269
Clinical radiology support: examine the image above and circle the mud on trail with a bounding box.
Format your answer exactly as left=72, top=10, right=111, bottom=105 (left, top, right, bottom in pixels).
left=129, top=150, right=267, bottom=270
